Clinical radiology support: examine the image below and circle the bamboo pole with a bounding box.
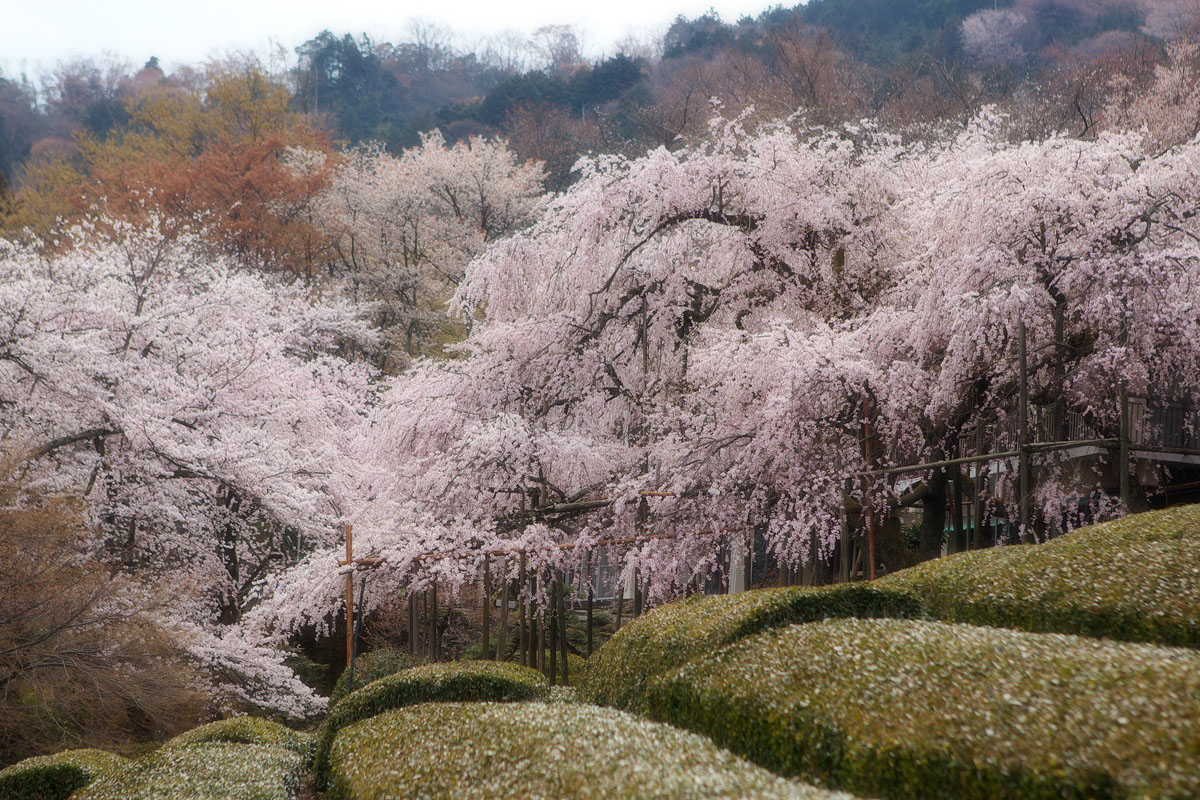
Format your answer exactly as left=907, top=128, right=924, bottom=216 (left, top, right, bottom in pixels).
left=548, top=577, right=558, bottom=684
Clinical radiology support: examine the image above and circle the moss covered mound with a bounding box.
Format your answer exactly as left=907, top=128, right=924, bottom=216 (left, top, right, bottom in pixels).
left=327, top=701, right=854, bottom=800
left=0, top=749, right=126, bottom=800
left=579, top=583, right=923, bottom=711
left=313, top=660, right=549, bottom=788
left=71, top=742, right=303, bottom=800
left=648, top=617, right=1200, bottom=800
left=328, top=648, right=425, bottom=709
left=880, top=504, right=1200, bottom=648
left=163, top=717, right=313, bottom=758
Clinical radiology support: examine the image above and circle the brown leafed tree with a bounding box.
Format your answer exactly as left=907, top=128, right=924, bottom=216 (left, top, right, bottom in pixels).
left=0, top=453, right=208, bottom=766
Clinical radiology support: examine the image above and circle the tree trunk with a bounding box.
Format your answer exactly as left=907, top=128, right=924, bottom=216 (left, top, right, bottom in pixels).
left=919, top=468, right=948, bottom=562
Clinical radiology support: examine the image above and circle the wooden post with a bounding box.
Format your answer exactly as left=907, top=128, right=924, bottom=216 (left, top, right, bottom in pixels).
left=558, top=570, right=569, bottom=686
left=1119, top=389, right=1132, bottom=511
left=974, top=427, right=985, bottom=550
left=632, top=568, right=643, bottom=618
left=518, top=553, right=528, bottom=666
left=498, top=562, right=510, bottom=662
left=863, top=417, right=877, bottom=581
left=840, top=479, right=851, bottom=582
left=344, top=524, right=354, bottom=668
left=950, top=463, right=966, bottom=554
left=585, top=553, right=594, bottom=657
left=408, top=591, right=418, bottom=655
left=536, top=572, right=546, bottom=676
left=431, top=581, right=439, bottom=661
left=482, top=556, right=492, bottom=660
left=548, top=577, right=558, bottom=684
left=1018, top=318, right=1032, bottom=541
left=613, top=558, right=624, bottom=630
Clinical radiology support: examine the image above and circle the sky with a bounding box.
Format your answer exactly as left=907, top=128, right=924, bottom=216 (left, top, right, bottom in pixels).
left=1, top=0, right=777, bottom=76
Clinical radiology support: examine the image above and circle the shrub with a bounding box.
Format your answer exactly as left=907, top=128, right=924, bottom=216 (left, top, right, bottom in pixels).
left=162, top=717, right=313, bottom=758
left=71, top=742, right=303, bottom=800
left=880, top=504, right=1200, bottom=648
left=326, top=701, right=852, bottom=800
left=579, top=583, right=923, bottom=711
left=648, top=618, right=1200, bottom=800
left=328, top=648, right=425, bottom=709
left=313, top=660, right=549, bottom=788
left=0, top=749, right=126, bottom=800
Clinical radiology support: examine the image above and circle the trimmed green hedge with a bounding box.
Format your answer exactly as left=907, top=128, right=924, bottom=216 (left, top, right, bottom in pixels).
left=0, top=749, right=126, bottom=800
left=327, top=701, right=853, bottom=800
left=579, top=583, right=923, bottom=711
left=71, top=742, right=303, bottom=800
left=648, top=618, right=1200, bottom=800
left=162, top=717, right=313, bottom=759
left=328, top=648, right=425, bottom=709
left=880, top=504, right=1200, bottom=648
left=313, top=660, right=549, bottom=789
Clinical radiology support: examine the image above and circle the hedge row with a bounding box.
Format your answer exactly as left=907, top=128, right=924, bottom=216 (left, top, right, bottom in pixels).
left=71, top=742, right=304, bottom=800
left=326, top=701, right=854, bottom=800
left=313, top=660, right=549, bottom=789
left=0, top=749, right=126, bottom=800
left=328, top=648, right=425, bottom=709
left=162, top=717, right=313, bottom=759
left=579, top=583, right=923, bottom=711
left=881, top=504, right=1200, bottom=648
left=648, top=618, right=1200, bottom=800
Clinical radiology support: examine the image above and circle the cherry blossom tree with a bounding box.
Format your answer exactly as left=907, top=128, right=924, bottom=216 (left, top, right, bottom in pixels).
left=0, top=216, right=378, bottom=715
left=308, top=132, right=546, bottom=361
left=256, top=110, right=1198, bottom=622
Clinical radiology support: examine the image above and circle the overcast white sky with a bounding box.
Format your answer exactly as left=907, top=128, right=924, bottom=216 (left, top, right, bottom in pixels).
left=1, top=0, right=778, bottom=77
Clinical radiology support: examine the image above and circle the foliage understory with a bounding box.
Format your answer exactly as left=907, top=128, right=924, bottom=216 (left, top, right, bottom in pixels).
left=326, top=701, right=851, bottom=800
left=70, top=741, right=304, bottom=800
left=880, top=504, right=1200, bottom=648
left=648, top=617, right=1200, bottom=800
left=0, top=749, right=127, bottom=800
left=327, top=648, right=426, bottom=709
left=579, top=583, right=924, bottom=712
left=161, top=717, right=314, bottom=758
left=313, top=660, right=550, bottom=789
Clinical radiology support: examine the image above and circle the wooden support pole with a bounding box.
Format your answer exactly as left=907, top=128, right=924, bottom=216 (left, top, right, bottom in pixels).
left=973, top=428, right=984, bottom=550
left=548, top=577, right=558, bottom=684
left=951, top=463, right=966, bottom=554
left=863, top=415, right=877, bottom=581
left=536, top=573, right=546, bottom=676
left=585, top=553, right=594, bottom=657
left=1018, top=318, right=1032, bottom=541
left=633, top=568, right=643, bottom=618
left=498, top=563, right=509, bottom=662
left=344, top=524, right=354, bottom=668
left=431, top=581, right=439, bottom=661
left=518, top=554, right=528, bottom=666
left=482, top=556, right=492, bottom=660
left=840, top=478, right=852, bottom=582
left=1120, top=389, right=1132, bottom=511
left=559, top=570, right=569, bottom=686
left=408, top=591, right=418, bottom=655
left=613, top=556, right=624, bottom=630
